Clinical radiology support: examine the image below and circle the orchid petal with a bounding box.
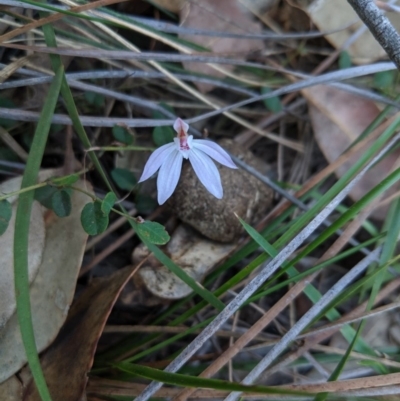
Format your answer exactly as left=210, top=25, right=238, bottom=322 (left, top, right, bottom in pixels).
left=157, top=150, right=183, bottom=204
left=192, top=140, right=237, bottom=169
left=173, top=118, right=189, bottom=135
left=189, top=148, right=223, bottom=199
left=138, top=143, right=176, bottom=183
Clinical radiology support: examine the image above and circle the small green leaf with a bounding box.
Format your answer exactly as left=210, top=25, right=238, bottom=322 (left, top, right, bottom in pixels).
left=115, top=362, right=307, bottom=396
left=262, top=87, right=282, bottom=113
left=152, top=103, right=175, bottom=146
left=102, top=191, right=117, bottom=216
left=237, top=215, right=277, bottom=257
left=84, top=91, right=104, bottom=107
left=135, top=220, right=170, bottom=245
left=81, top=202, right=109, bottom=235
left=152, top=125, right=175, bottom=147
left=34, top=185, right=58, bottom=209
left=374, top=70, right=395, bottom=89
left=50, top=173, right=79, bottom=187
left=112, top=125, right=133, bottom=145
left=0, top=199, right=12, bottom=235
left=152, top=102, right=174, bottom=120
left=111, top=168, right=137, bottom=191
left=51, top=189, right=72, bottom=217
left=338, top=51, right=352, bottom=69
left=135, top=194, right=157, bottom=214
left=0, top=96, right=16, bottom=128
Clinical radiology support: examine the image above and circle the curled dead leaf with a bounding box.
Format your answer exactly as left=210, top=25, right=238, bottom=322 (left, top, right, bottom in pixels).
left=22, top=265, right=139, bottom=401
left=0, top=170, right=91, bottom=383
left=179, top=0, right=264, bottom=92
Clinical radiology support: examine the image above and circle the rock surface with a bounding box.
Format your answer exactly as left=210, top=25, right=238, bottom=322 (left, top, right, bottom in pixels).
left=169, top=139, right=274, bottom=242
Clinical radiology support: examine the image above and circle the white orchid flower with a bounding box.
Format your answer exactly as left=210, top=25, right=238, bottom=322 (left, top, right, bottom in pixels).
left=139, top=118, right=237, bottom=204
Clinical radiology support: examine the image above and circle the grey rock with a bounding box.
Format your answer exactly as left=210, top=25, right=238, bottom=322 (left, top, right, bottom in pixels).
left=169, top=139, right=274, bottom=242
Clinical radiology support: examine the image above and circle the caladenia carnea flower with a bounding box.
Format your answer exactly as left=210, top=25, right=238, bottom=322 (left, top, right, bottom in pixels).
left=139, top=118, right=238, bottom=204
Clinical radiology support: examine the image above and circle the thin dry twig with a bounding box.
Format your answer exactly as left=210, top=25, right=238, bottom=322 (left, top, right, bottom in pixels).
left=348, top=0, right=400, bottom=70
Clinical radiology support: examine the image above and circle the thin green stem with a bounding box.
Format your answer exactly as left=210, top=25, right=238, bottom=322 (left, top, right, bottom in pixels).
left=13, top=66, right=63, bottom=401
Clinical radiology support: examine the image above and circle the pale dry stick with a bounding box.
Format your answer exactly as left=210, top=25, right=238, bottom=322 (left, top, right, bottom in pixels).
left=376, top=0, right=400, bottom=12
left=80, top=227, right=136, bottom=277
left=245, top=301, right=400, bottom=353
left=134, top=133, right=400, bottom=401
left=0, top=126, right=28, bottom=161
left=173, top=191, right=383, bottom=401
left=348, top=0, right=400, bottom=70
left=0, top=68, right=258, bottom=97
left=0, top=54, right=33, bottom=82
left=263, top=274, right=400, bottom=379
left=279, top=372, right=400, bottom=394
left=239, top=0, right=282, bottom=33
left=224, top=248, right=381, bottom=401
left=312, top=343, right=400, bottom=369
left=296, top=300, right=400, bottom=342
left=103, top=325, right=269, bottom=341
left=0, top=0, right=129, bottom=43
left=234, top=98, right=307, bottom=146
left=302, top=352, right=330, bottom=380
left=2, top=42, right=395, bottom=78
left=229, top=311, right=240, bottom=382
left=1, top=44, right=397, bottom=111
left=377, top=188, right=400, bottom=208
left=86, top=373, right=400, bottom=399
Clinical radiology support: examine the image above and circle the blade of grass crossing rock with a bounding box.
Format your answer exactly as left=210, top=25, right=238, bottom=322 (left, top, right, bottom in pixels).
left=13, top=66, right=63, bottom=401
left=39, top=20, right=224, bottom=311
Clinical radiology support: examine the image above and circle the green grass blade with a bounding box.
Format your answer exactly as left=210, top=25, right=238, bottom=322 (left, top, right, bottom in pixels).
left=138, top=239, right=225, bottom=311
left=115, top=362, right=308, bottom=396
left=314, top=323, right=364, bottom=401
left=13, top=66, right=63, bottom=401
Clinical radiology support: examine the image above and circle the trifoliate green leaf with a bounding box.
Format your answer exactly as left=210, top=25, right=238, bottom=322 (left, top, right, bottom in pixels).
left=81, top=202, right=109, bottom=235
left=111, top=168, right=137, bottom=191
left=101, top=192, right=117, bottom=216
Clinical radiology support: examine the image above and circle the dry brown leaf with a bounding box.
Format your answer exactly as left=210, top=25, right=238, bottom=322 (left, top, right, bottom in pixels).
left=0, top=171, right=90, bottom=383
left=307, top=0, right=400, bottom=63
left=23, top=265, right=139, bottom=401
left=304, top=85, right=400, bottom=220
left=179, top=0, right=264, bottom=92
left=133, top=225, right=235, bottom=299
left=151, top=0, right=185, bottom=12
left=0, top=375, right=22, bottom=401
left=0, top=201, right=45, bottom=328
